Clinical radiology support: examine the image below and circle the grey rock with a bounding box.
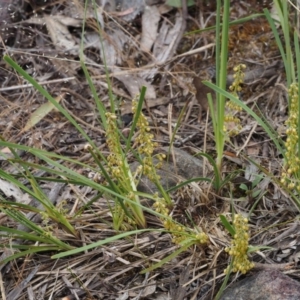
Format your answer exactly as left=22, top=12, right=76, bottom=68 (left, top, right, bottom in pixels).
left=221, top=270, right=300, bottom=300
left=132, top=147, right=204, bottom=194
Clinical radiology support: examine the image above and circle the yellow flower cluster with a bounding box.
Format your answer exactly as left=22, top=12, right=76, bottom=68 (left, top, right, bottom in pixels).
left=56, top=199, right=68, bottom=215
left=224, top=64, right=246, bottom=136
left=195, top=232, right=209, bottom=244
left=229, top=64, right=247, bottom=95
left=281, top=83, right=300, bottom=191
left=105, top=112, right=140, bottom=228
left=132, top=99, right=208, bottom=246
left=224, top=214, right=254, bottom=274
left=132, top=100, right=165, bottom=181
left=105, top=112, right=124, bottom=181
left=113, top=203, right=137, bottom=230
left=152, top=195, right=170, bottom=215
left=152, top=194, right=180, bottom=242
left=153, top=193, right=208, bottom=245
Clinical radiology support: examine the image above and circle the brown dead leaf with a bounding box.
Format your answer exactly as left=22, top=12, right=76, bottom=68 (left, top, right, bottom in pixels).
left=140, top=5, right=160, bottom=52
left=193, top=76, right=214, bottom=112
left=44, top=15, right=78, bottom=52
left=246, top=141, right=260, bottom=156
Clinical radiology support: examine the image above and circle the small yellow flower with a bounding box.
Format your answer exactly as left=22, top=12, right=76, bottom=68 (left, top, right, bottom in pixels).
left=225, top=214, right=254, bottom=274
left=224, top=64, right=245, bottom=136
left=282, top=83, right=300, bottom=192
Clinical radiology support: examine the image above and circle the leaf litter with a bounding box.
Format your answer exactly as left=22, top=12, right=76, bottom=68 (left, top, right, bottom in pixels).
left=0, top=0, right=299, bottom=299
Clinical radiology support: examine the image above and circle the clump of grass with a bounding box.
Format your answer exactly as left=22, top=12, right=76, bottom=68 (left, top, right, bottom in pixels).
left=131, top=99, right=169, bottom=202
left=264, top=1, right=300, bottom=208
left=104, top=110, right=146, bottom=229
left=131, top=98, right=208, bottom=246
left=209, top=0, right=230, bottom=174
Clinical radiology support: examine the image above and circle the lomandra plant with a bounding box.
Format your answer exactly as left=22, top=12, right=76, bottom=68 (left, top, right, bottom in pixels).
left=265, top=1, right=300, bottom=208
left=2, top=56, right=154, bottom=230
left=1, top=0, right=210, bottom=265
left=204, top=1, right=300, bottom=297
left=207, top=0, right=230, bottom=176
left=0, top=61, right=209, bottom=268
left=192, top=0, right=231, bottom=193
left=97, top=108, right=147, bottom=229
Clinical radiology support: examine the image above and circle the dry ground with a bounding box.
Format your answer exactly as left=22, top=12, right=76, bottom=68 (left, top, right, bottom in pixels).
left=0, top=1, right=299, bottom=299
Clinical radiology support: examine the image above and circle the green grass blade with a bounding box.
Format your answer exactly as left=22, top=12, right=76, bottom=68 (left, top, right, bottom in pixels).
left=0, top=148, right=166, bottom=219
left=294, top=31, right=300, bottom=162
left=91, top=0, right=116, bottom=114
left=140, top=240, right=194, bottom=274
left=52, top=229, right=157, bottom=258
left=214, top=259, right=233, bottom=300
left=79, top=0, right=108, bottom=128
left=264, top=7, right=294, bottom=87
left=215, top=0, right=221, bottom=87
left=203, top=81, right=284, bottom=155
left=125, top=86, right=147, bottom=153
left=0, top=200, right=41, bottom=214
left=3, top=56, right=107, bottom=163
left=0, top=209, right=72, bottom=249
left=166, top=177, right=212, bottom=193
left=220, top=215, right=235, bottom=236
left=194, top=152, right=222, bottom=190
left=0, top=246, right=62, bottom=266
left=0, top=226, right=70, bottom=246
left=186, top=13, right=265, bottom=35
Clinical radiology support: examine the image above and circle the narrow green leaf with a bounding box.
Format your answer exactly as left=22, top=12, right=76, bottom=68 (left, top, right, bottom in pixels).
left=166, top=0, right=195, bottom=8
left=3, top=56, right=103, bottom=159
left=194, top=152, right=222, bottom=190
left=186, top=13, right=266, bottom=35
left=220, top=214, right=235, bottom=236
left=125, top=86, right=147, bottom=153
left=52, top=229, right=157, bottom=259
left=166, top=177, right=212, bottom=193
left=215, top=258, right=234, bottom=300
left=203, top=81, right=285, bottom=156
left=140, top=240, right=194, bottom=274
left=0, top=246, right=61, bottom=266
left=248, top=245, right=274, bottom=253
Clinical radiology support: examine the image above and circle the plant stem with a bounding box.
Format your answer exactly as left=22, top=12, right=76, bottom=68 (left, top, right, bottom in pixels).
left=215, top=0, right=230, bottom=172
